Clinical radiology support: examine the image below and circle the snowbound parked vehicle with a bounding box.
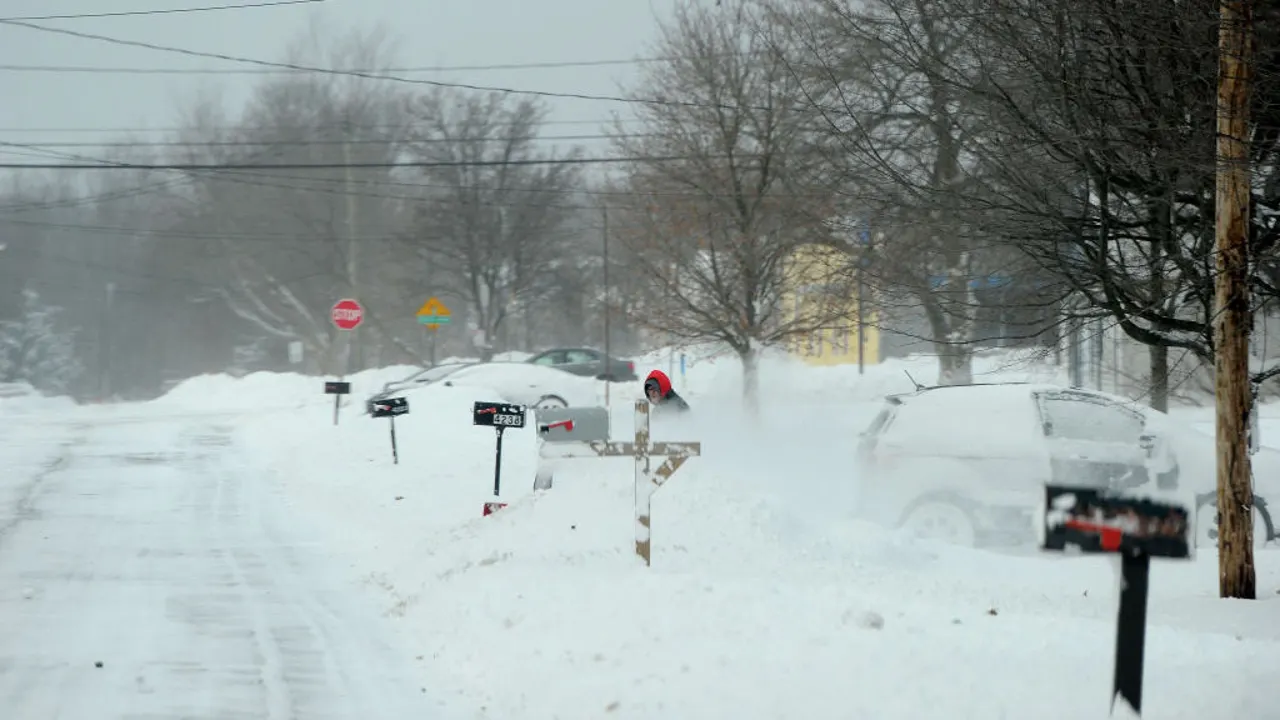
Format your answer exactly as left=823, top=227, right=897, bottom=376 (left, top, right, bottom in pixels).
left=365, top=362, right=602, bottom=415
left=853, top=382, right=1179, bottom=546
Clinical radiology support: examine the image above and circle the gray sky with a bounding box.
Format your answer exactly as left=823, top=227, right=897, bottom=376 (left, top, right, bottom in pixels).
left=0, top=0, right=683, bottom=162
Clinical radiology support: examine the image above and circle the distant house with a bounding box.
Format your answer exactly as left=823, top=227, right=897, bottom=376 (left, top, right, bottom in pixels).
left=780, top=243, right=880, bottom=368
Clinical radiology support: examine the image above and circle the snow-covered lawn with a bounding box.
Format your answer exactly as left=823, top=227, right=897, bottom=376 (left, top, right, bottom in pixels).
left=3, top=350, right=1276, bottom=718
left=219, top=350, right=1280, bottom=719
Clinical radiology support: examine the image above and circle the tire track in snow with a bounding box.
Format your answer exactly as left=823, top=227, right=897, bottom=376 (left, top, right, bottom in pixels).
left=0, top=425, right=86, bottom=547
left=188, top=423, right=429, bottom=719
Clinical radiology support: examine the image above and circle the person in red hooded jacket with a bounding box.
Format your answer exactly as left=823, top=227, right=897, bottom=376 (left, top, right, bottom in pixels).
left=643, top=369, right=690, bottom=412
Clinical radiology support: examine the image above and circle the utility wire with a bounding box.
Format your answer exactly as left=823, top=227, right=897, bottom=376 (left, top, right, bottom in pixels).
left=0, top=155, right=721, bottom=170
left=0, top=118, right=641, bottom=134
left=0, top=54, right=747, bottom=74
left=0, top=0, right=325, bottom=22
left=0, top=19, right=744, bottom=112
left=9, top=133, right=640, bottom=149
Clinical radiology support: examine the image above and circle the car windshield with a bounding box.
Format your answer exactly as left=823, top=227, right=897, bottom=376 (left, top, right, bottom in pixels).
left=403, top=364, right=469, bottom=385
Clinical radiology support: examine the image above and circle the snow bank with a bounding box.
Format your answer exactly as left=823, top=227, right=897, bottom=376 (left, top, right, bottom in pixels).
left=0, top=382, right=78, bottom=417
left=151, top=364, right=424, bottom=413
left=634, top=345, right=1064, bottom=407
left=230, top=353, right=1280, bottom=720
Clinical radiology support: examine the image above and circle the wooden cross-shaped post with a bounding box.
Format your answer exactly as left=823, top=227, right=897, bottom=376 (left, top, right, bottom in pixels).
left=587, top=399, right=702, bottom=566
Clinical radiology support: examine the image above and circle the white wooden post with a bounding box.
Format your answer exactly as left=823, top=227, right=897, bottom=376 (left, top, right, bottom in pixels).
left=634, top=399, right=652, bottom=563
left=569, top=399, right=701, bottom=566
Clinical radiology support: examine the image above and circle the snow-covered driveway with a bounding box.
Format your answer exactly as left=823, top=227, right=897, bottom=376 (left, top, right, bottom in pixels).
left=0, top=414, right=439, bottom=719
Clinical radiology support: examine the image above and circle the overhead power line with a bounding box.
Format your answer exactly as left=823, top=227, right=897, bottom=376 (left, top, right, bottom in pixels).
left=0, top=19, right=740, bottom=112
left=0, top=0, right=325, bottom=22
left=8, top=133, right=639, bottom=149
left=0, top=118, right=642, bottom=134
left=0, top=155, right=707, bottom=170
left=0, top=54, right=730, bottom=74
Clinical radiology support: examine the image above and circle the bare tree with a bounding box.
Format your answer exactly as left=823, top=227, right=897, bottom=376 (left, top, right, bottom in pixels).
left=610, top=0, right=847, bottom=409
left=933, top=0, right=1280, bottom=409
left=402, top=87, right=582, bottom=361
left=770, top=0, right=1034, bottom=385
left=164, top=23, right=412, bottom=374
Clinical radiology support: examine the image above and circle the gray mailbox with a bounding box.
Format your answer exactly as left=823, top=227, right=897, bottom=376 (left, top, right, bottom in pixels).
left=534, top=407, right=611, bottom=490
left=536, top=406, right=610, bottom=443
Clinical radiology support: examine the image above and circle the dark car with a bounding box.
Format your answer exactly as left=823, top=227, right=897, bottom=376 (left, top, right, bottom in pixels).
left=526, top=347, right=637, bottom=382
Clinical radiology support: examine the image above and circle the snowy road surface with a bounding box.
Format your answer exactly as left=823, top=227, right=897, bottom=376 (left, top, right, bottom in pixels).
left=0, top=417, right=439, bottom=719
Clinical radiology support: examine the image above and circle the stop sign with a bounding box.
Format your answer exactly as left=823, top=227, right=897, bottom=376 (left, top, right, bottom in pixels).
left=331, top=298, right=364, bottom=331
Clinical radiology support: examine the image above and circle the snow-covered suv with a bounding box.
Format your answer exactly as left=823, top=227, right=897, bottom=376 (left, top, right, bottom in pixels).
left=853, top=382, right=1179, bottom=546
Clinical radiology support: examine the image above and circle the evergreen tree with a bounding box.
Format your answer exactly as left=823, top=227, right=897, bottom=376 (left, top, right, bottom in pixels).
left=0, top=289, right=82, bottom=395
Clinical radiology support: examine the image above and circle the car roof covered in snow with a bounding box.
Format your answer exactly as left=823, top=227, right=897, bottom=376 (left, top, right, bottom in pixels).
left=874, top=382, right=1159, bottom=456
left=887, top=381, right=1049, bottom=404
left=885, top=381, right=1144, bottom=408
left=877, top=382, right=1051, bottom=454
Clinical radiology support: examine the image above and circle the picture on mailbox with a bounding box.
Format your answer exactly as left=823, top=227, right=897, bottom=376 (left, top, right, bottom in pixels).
left=1041, top=485, right=1192, bottom=559
left=473, top=401, right=525, bottom=428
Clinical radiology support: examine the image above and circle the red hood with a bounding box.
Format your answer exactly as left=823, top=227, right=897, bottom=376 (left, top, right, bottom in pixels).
left=645, top=369, right=673, bottom=395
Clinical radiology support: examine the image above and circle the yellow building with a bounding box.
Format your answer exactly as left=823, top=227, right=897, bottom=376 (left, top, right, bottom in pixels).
left=782, top=244, right=879, bottom=367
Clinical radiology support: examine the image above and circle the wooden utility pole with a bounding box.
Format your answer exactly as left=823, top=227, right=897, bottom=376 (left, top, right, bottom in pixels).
left=1214, top=0, right=1257, bottom=599
left=603, top=205, right=611, bottom=407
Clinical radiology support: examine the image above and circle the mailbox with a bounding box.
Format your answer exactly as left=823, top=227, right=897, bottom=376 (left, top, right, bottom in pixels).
left=370, top=396, right=409, bottom=418
left=533, top=407, right=611, bottom=491
left=536, top=407, right=610, bottom=443
left=1041, top=485, right=1192, bottom=559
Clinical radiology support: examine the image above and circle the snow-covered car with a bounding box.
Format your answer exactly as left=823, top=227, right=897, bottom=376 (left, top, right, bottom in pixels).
left=366, top=363, right=471, bottom=406
left=365, top=361, right=603, bottom=413
left=853, top=382, right=1179, bottom=546
left=1141, top=412, right=1278, bottom=548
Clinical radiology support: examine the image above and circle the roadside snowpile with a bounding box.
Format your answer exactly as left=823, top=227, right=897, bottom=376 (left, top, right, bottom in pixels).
left=635, top=345, right=1065, bottom=408
left=0, top=381, right=77, bottom=416
left=151, top=364, right=422, bottom=412
left=228, top=354, right=1280, bottom=720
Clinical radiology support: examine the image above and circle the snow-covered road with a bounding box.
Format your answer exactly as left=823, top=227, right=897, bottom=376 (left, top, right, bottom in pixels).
left=0, top=416, right=440, bottom=719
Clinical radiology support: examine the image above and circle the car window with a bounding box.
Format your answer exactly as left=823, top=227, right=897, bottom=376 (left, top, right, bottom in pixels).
left=564, top=349, right=598, bottom=363
left=861, top=402, right=898, bottom=438
left=1039, top=393, right=1145, bottom=443
left=411, top=364, right=466, bottom=383
left=531, top=351, right=565, bottom=365
left=857, top=402, right=898, bottom=455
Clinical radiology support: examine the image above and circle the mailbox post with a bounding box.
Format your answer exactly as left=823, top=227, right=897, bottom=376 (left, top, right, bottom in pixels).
left=473, top=401, right=527, bottom=515
left=531, top=400, right=700, bottom=566
left=370, top=396, right=409, bottom=463
left=323, top=381, right=350, bottom=426
left=1040, top=485, right=1192, bottom=716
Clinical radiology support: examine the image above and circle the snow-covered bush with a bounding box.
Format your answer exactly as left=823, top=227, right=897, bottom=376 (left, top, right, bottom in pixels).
left=0, top=288, right=82, bottom=395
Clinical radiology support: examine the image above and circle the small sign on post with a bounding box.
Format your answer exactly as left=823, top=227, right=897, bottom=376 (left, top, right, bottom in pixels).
left=331, top=298, right=364, bottom=331
left=323, top=381, right=351, bottom=426
left=370, top=397, right=409, bottom=464
left=328, top=299, right=362, bottom=425
left=473, top=400, right=527, bottom=516
left=415, top=296, right=452, bottom=329
left=1040, top=485, right=1192, bottom=717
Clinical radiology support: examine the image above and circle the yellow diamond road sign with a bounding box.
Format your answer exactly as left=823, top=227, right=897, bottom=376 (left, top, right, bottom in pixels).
left=416, top=297, right=451, bottom=326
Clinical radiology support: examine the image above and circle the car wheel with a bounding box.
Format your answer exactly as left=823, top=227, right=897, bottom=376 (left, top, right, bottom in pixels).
left=1196, top=501, right=1272, bottom=548
left=534, top=394, right=568, bottom=410
left=899, top=500, right=978, bottom=547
